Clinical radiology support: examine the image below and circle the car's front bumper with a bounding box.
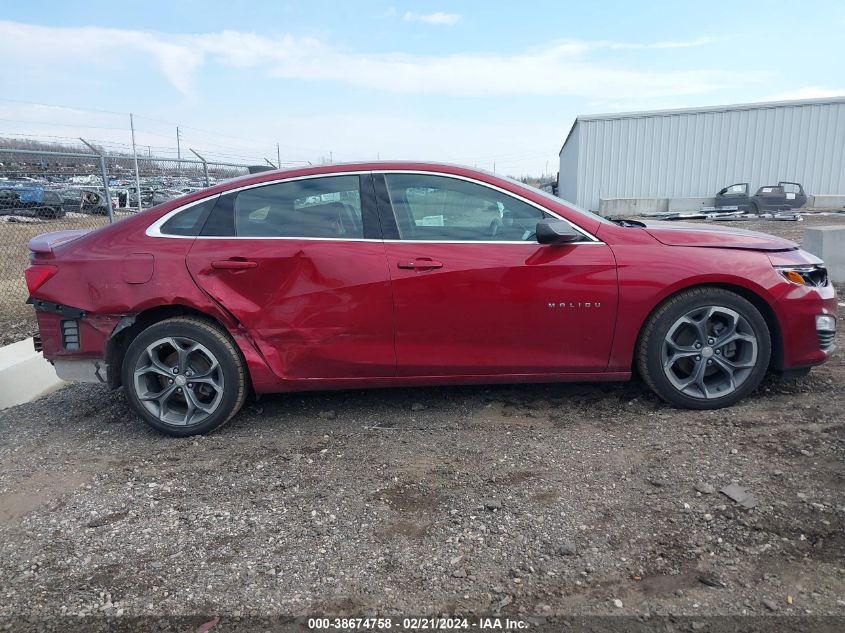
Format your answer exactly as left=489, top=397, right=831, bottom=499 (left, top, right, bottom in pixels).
left=775, top=283, right=837, bottom=369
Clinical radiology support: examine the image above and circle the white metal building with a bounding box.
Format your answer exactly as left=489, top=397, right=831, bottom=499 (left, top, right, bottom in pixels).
left=558, top=97, right=845, bottom=213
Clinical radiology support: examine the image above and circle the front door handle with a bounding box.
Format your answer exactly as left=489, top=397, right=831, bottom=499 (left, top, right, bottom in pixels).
left=397, top=258, right=444, bottom=270
left=211, top=259, right=258, bottom=270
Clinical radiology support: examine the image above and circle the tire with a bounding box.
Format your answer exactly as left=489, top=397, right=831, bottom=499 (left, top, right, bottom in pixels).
left=122, top=317, right=248, bottom=436
left=637, top=288, right=771, bottom=409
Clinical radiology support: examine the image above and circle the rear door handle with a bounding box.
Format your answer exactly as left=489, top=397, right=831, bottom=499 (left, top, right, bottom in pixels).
left=397, top=258, right=444, bottom=270
left=211, top=259, right=258, bottom=270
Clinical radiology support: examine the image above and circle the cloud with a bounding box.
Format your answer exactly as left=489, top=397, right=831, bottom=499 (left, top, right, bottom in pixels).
left=606, top=37, right=712, bottom=49
left=0, top=20, right=741, bottom=101
left=403, top=11, right=461, bottom=26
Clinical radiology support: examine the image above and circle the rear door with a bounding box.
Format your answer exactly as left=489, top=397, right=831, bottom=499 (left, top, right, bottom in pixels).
left=185, top=173, right=395, bottom=380
left=778, top=182, right=807, bottom=208
left=375, top=172, right=618, bottom=376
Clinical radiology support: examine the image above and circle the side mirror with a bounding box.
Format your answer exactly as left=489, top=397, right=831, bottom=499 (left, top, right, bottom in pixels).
left=536, top=219, right=582, bottom=245
left=718, top=188, right=727, bottom=195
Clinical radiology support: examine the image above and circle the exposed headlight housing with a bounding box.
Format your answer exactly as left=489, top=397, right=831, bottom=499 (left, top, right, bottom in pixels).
left=816, top=314, right=836, bottom=352
left=816, top=314, right=836, bottom=332
left=774, top=264, right=829, bottom=287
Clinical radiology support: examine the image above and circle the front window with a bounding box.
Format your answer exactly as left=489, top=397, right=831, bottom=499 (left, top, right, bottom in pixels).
left=495, top=174, right=611, bottom=225
left=383, top=174, right=550, bottom=242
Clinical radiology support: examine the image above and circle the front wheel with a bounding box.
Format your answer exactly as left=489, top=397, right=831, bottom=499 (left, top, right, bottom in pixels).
left=122, top=317, right=248, bottom=436
left=637, top=288, right=771, bottom=409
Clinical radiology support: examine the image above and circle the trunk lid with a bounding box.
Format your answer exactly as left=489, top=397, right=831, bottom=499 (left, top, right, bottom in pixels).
left=28, top=229, right=91, bottom=255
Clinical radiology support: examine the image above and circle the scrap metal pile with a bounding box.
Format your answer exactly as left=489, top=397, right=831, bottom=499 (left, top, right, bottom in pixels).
left=650, top=181, right=841, bottom=222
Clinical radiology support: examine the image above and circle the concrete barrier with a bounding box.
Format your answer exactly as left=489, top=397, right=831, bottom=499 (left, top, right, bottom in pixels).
left=668, top=197, right=716, bottom=212
left=804, top=225, right=845, bottom=283
left=599, top=198, right=668, bottom=215
left=807, top=195, right=845, bottom=210
left=0, top=338, right=66, bottom=410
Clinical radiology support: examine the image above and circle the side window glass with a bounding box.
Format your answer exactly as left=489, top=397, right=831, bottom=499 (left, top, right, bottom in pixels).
left=383, top=174, right=547, bottom=242
left=160, top=196, right=218, bottom=236
left=232, top=175, right=363, bottom=238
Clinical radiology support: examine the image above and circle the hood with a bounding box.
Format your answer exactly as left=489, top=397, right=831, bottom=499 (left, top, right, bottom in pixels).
left=642, top=221, right=797, bottom=252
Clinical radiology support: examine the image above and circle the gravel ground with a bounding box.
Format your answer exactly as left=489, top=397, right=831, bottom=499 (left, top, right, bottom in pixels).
left=0, top=216, right=843, bottom=632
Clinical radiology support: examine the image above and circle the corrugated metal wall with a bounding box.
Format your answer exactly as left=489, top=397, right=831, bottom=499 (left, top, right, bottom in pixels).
left=559, top=99, right=845, bottom=212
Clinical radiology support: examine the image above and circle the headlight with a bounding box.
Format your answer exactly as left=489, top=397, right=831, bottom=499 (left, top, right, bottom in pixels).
left=774, top=265, right=828, bottom=287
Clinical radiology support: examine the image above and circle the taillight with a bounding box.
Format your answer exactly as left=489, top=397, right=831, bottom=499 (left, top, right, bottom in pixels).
left=24, top=264, right=58, bottom=294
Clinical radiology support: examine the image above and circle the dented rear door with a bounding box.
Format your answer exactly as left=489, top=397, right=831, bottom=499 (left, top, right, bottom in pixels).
left=185, top=173, right=395, bottom=380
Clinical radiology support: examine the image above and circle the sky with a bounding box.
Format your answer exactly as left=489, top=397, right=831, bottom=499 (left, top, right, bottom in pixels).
left=1, top=0, right=844, bottom=176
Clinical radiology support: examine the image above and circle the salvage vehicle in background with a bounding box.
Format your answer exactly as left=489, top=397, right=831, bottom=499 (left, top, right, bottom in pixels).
left=113, top=186, right=183, bottom=210
left=57, top=187, right=112, bottom=215
left=0, top=183, right=65, bottom=218
left=715, top=181, right=808, bottom=213
left=25, top=163, right=837, bottom=436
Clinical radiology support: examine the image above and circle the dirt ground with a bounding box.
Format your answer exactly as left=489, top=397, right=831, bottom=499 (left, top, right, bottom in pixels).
left=0, top=215, right=843, bottom=632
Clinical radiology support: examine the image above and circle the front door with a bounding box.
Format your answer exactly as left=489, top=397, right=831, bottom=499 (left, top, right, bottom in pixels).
left=715, top=183, right=749, bottom=209
left=186, top=174, right=395, bottom=380
left=375, top=172, right=618, bottom=376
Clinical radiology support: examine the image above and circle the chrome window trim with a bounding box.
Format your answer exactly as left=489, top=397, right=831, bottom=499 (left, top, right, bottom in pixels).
left=146, top=195, right=221, bottom=239
left=145, top=169, right=604, bottom=245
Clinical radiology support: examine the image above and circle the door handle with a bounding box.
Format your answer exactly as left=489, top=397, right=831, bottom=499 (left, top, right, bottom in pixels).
left=397, top=258, right=444, bottom=270
left=211, top=259, right=258, bottom=270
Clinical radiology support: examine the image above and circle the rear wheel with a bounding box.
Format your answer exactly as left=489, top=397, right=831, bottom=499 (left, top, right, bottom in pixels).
left=122, top=317, right=247, bottom=436
left=637, top=288, right=771, bottom=409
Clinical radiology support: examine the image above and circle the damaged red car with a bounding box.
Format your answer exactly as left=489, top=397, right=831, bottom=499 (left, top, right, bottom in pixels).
left=25, top=163, right=838, bottom=436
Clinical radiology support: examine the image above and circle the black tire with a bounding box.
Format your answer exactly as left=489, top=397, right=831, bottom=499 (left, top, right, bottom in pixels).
left=637, top=288, right=771, bottom=409
left=122, top=317, right=248, bottom=436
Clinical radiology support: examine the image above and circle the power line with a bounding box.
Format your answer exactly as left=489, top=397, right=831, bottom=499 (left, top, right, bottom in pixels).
left=0, top=117, right=129, bottom=131
left=0, top=97, right=128, bottom=117
left=0, top=97, right=332, bottom=155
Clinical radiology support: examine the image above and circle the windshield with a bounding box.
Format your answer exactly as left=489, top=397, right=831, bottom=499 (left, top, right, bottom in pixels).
left=496, top=173, right=612, bottom=225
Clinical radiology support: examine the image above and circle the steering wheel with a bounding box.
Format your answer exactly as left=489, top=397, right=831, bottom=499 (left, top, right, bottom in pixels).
left=488, top=210, right=516, bottom=238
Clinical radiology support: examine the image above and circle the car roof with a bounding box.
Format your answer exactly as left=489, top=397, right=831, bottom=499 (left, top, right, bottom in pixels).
left=218, top=161, right=501, bottom=190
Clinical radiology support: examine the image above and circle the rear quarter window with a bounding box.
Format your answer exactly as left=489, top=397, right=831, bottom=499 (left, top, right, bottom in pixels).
left=159, top=197, right=219, bottom=236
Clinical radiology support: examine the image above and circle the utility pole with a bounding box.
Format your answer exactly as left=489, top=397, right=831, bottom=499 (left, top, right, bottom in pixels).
left=176, top=126, right=182, bottom=174
left=276, top=143, right=281, bottom=169
left=129, top=113, right=142, bottom=213
left=329, top=151, right=333, bottom=164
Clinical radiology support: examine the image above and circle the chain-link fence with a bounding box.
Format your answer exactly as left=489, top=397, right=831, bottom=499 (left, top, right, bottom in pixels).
left=0, top=147, right=251, bottom=346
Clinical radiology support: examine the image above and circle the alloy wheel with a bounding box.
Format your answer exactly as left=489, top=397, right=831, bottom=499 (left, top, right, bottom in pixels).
left=661, top=305, right=758, bottom=400
left=133, top=336, right=224, bottom=426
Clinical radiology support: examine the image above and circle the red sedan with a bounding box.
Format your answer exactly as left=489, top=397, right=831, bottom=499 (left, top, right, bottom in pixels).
left=25, top=162, right=837, bottom=435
